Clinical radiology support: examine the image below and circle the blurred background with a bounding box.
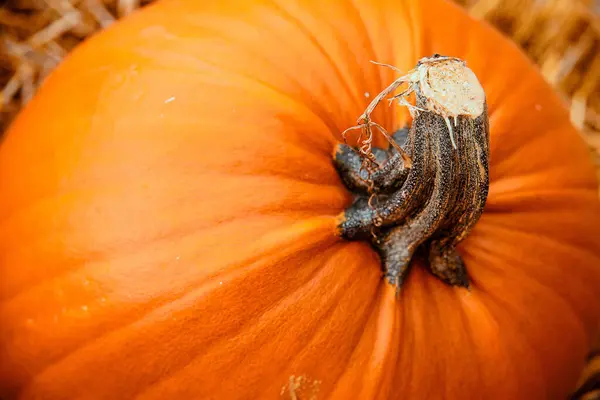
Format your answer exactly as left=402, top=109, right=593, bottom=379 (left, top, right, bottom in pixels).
left=0, top=0, right=599, bottom=399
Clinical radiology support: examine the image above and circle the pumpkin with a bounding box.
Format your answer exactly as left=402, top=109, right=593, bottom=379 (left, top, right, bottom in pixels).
left=1, top=0, right=600, bottom=398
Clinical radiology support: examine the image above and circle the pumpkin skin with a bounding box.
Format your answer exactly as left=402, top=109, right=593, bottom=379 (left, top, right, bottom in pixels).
left=1, top=0, right=600, bottom=398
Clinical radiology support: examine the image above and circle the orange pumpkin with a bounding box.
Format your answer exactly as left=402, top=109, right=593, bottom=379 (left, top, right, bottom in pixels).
left=1, top=0, right=600, bottom=399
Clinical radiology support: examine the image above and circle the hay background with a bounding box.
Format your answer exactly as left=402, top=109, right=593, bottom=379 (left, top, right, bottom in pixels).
left=1, top=0, right=599, bottom=398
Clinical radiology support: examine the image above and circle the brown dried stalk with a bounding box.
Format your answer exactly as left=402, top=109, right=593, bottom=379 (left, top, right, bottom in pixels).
left=334, top=55, right=490, bottom=291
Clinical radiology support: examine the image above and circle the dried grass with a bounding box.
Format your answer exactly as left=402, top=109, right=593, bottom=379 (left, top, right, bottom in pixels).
left=0, top=0, right=151, bottom=129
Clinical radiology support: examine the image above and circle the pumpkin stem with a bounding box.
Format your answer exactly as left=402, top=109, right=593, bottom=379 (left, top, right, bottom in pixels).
left=334, top=55, right=490, bottom=292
